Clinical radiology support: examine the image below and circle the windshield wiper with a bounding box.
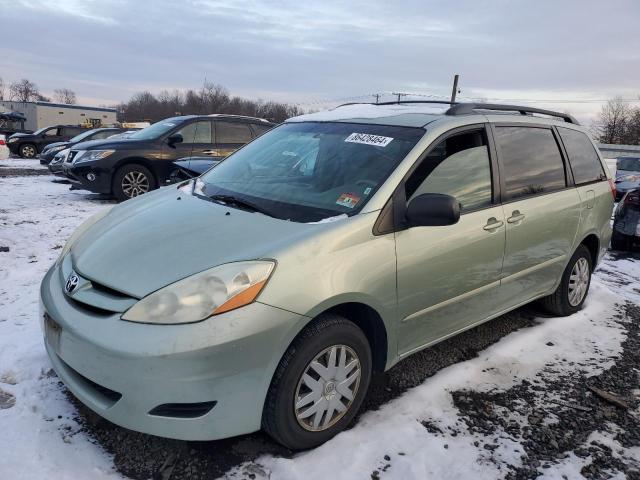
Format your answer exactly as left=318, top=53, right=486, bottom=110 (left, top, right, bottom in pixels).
left=209, top=194, right=275, bottom=217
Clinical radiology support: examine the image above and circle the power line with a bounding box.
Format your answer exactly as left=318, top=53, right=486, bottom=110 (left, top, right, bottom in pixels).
left=293, top=91, right=640, bottom=106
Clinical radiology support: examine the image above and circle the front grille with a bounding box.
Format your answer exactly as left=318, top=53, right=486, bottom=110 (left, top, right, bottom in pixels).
left=148, top=401, right=217, bottom=419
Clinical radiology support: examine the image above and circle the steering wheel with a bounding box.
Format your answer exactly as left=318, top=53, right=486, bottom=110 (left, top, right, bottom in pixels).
left=356, top=179, right=377, bottom=188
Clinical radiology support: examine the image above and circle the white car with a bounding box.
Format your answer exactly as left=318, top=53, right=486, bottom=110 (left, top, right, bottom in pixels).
left=0, top=134, right=10, bottom=160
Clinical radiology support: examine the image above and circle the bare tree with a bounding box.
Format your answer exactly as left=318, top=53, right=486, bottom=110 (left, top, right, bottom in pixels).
left=9, top=79, right=40, bottom=102
left=0, top=77, right=5, bottom=101
left=54, top=88, right=77, bottom=104
left=597, top=97, right=630, bottom=144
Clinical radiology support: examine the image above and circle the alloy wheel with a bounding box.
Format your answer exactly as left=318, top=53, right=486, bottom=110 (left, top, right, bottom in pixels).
left=568, top=257, right=589, bottom=306
left=121, top=171, right=150, bottom=198
left=21, top=145, right=36, bottom=158
left=294, top=344, right=361, bottom=432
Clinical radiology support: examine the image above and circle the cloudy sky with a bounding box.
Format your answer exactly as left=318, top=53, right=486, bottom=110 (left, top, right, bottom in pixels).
left=2, top=0, right=639, bottom=123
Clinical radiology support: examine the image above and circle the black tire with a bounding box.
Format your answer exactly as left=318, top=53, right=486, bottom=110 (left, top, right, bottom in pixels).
left=262, top=314, right=372, bottom=450
left=112, top=163, right=157, bottom=202
left=19, top=143, right=37, bottom=158
left=540, top=245, right=592, bottom=316
left=611, top=231, right=631, bottom=251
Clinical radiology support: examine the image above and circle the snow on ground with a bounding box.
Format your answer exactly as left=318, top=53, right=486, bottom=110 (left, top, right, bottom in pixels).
left=0, top=172, right=638, bottom=479
left=0, top=175, right=117, bottom=479
left=0, top=156, right=48, bottom=169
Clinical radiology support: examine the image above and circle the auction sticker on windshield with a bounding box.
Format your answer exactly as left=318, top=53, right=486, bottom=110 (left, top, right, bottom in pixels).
left=336, top=192, right=361, bottom=208
left=345, top=133, right=394, bottom=147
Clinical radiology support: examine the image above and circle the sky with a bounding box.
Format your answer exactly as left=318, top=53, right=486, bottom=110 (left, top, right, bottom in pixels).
left=1, top=0, right=639, bottom=124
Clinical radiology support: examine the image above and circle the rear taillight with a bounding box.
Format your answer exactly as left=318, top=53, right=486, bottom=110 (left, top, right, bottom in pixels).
left=0, top=139, right=5, bottom=146
left=608, top=179, right=616, bottom=200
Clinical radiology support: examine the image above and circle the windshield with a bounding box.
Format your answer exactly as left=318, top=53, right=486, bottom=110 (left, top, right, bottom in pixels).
left=199, top=122, right=424, bottom=222
left=70, top=129, right=98, bottom=143
left=617, top=157, right=640, bottom=172
left=32, top=127, right=50, bottom=135
left=127, top=117, right=184, bottom=140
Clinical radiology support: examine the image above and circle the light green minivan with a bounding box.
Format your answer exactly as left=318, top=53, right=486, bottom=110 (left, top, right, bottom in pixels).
left=40, top=102, right=614, bottom=449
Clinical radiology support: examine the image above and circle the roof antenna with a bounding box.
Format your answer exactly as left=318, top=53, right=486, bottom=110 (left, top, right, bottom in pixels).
left=450, top=74, right=460, bottom=103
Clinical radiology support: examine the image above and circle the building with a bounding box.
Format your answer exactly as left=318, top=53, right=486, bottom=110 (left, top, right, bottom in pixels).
left=0, top=100, right=117, bottom=131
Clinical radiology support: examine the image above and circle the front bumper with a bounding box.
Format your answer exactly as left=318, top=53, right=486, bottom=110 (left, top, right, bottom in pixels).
left=62, top=162, right=112, bottom=194
left=40, top=261, right=306, bottom=440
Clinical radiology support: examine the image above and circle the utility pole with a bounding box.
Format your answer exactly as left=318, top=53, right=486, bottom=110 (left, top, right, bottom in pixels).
left=450, top=74, right=459, bottom=103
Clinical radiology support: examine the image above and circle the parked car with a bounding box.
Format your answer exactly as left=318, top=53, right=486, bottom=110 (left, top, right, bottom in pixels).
left=0, top=134, right=9, bottom=160
left=62, top=115, right=274, bottom=201
left=7, top=125, right=88, bottom=158
left=48, top=148, right=70, bottom=175
left=40, top=128, right=128, bottom=165
left=612, top=188, right=640, bottom=250
left=168, top=156, right=221, bottom=183
left=614, top=157, right=640, bottom=201
left=41, top=102, right=613, bottom=450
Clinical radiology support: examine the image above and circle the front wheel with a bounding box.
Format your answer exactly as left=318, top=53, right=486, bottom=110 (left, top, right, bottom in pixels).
left=540, top=245, right=592, bottom=316
left=112, top=164, right=157, bottom=202
left=20, top=143, right=37, bottom=158
left=262, top=315, right=372, bottom=450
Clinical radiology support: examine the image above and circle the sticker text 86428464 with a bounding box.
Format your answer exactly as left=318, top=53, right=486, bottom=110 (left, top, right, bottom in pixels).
left=344, top=133, right=394, bottom=147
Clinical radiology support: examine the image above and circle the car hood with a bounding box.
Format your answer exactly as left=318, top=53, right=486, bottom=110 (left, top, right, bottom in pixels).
left=8, top=132, right=33, bottom=140
left=72, top=138, right=142, bottom=151
left=70, top=186, right=316, bottom=298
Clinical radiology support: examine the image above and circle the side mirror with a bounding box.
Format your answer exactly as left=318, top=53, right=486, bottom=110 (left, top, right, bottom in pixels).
left=167, top=133, right=183, bottom=147
left=405, top=193, right=460, bottom=227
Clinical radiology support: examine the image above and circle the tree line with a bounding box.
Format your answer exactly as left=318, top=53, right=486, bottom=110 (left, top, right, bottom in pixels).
left=595, top=97, right=640, bottom=145
left=0, top=78, right=77, bottom=104
left=0, top=77, right=302, bottom=123
left=116, top=82, right=302, bottom=123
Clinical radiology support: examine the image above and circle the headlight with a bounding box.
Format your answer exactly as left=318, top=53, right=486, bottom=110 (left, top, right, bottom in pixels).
left=47, top=145, right=66, bottom=153
left=74, top=149, right=115, bottom=164
left=7, top=138, right=18, bottom=143
left=121, top=261, right=275, bottom=324
left=56, top=206, right=114, bottom=265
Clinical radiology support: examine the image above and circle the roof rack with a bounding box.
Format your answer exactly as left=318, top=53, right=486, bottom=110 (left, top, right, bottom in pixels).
left=336, top=100, right=456, bottom=108
left=445, top=103, right=579, bottom=125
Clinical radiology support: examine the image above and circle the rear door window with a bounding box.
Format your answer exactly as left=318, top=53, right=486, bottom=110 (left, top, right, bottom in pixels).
left=250, top=124, right=273, bottom=138
left=216, top=122, right=253, bottom=144
left=494, top=126, right=566, bottom=200
left=557, top=127, right=605, bottom=184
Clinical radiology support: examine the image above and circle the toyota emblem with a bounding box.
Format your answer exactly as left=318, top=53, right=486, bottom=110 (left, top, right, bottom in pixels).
left=65, top=273, right=79, bottom=294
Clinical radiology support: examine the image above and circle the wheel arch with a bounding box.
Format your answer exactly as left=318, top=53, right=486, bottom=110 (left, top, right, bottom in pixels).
left=578, top=233, right=600, bottom=271
left=291, top=302, right=389, bottom=373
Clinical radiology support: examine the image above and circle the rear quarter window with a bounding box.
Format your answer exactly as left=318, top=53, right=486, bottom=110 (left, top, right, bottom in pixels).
left=557, top=127, right=605, bottom=185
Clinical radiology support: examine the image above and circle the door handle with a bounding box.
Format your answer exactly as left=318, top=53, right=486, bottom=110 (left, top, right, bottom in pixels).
left=483, top=218, right=504, bottom=231
left=507, top=211, right=525, bottom=224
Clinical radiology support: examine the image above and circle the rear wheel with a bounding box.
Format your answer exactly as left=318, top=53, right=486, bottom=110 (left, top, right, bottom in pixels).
left=19, top=143, right=37, bottom=158
left=112, top=164, right=156, bottom=201
left=611, top=232, right=631, bottom=251
left=262, top=314, right=372, bottom=450
left=540, top=245, right=592, bottom=316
